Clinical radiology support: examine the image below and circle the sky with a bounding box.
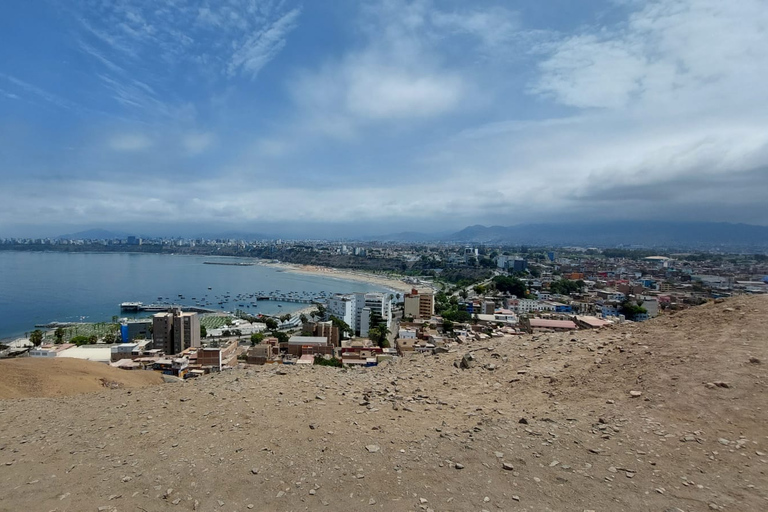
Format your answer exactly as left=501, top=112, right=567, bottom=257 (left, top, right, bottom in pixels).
left=0, top=0, right=767, bottom=238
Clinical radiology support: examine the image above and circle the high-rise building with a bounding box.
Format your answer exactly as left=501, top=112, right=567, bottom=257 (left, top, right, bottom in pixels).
left=403, top=289, right=435, bottom=320
left=354, top=292, right=391, bottom=337
left=152, top=309, right=201, bottom=355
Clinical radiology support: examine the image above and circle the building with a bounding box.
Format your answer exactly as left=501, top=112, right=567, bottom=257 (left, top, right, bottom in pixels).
left=153, top=309, right=201, bottom=355
left=314, top=321, right=340, bottom=346
left=327, top=293, right=356, bottom=329
left=287, top=336, right=333, bottom=357
left=354, top=292, right=391, bottom=337
left=403, top=289, right=435, bottom=320
left=120, top=320, right=152, bottom=343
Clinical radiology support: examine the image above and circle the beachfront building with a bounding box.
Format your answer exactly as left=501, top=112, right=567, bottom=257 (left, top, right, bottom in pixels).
left=152, top=309, right=201, bottom=355
left=327, top=293, right=356, bottom=329
left=403, top=289, right=435, bottom=320
left=326, top=292, right=392, bottom=338
left=355, top=292, right=391, bottom=338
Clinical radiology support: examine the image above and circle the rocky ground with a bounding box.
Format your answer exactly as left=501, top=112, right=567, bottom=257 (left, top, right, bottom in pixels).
left=1, top=296, right=766, bottom=511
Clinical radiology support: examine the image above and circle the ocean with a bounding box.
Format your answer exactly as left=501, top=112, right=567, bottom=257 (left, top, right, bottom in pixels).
left=0, top=251, right=388, bottom=340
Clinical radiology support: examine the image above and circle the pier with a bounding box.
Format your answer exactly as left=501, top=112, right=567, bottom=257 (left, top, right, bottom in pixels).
left=120, top=302, right=218, bottom=313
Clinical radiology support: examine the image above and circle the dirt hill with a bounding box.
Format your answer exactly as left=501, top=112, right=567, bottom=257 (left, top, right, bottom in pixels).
left=0, top=296, right=766, bottom=511
left=0, top=357, right=163, bottom=399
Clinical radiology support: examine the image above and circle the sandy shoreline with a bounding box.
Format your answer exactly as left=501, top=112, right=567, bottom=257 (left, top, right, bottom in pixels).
left=260, top=261, right=432, bottom=295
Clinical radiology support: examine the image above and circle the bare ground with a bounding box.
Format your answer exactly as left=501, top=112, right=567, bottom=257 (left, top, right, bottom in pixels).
left=0, top=358, right=163, bottom=399
left=0, top=296, right=766, bottom=511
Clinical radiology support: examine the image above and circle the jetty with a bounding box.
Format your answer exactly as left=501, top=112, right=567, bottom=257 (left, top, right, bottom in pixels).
left=120, top=302, right=218, bottom=313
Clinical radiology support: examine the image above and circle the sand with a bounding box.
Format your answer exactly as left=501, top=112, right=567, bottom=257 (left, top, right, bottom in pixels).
left=0, top=357, right=163, bottom=399
left=263, top=261, right=431, bottom=294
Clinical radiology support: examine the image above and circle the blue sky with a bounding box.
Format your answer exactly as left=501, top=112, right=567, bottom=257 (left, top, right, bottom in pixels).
left=1, top=0, right=767, bottom=238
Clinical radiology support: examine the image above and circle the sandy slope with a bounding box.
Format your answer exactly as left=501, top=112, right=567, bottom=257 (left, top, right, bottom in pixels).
left=0, top=296, right=766, bottom=511
left=0, top=358, right=163, bottom=399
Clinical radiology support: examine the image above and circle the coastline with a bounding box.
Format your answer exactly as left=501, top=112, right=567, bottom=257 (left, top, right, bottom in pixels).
left=259, top=261, right=432, bottom=295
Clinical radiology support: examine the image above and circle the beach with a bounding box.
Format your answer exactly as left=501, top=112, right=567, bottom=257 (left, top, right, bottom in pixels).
left=262, top=261, right=433, bottom=295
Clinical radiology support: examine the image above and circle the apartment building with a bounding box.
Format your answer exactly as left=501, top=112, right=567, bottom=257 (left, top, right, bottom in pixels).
left=152, top=309, right=201, bottom=355
left=403, top=289, right=435, bottom=319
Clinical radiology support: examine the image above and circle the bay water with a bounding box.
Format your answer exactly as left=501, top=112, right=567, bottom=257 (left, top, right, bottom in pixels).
left=0, top=251, right=387, bottom=340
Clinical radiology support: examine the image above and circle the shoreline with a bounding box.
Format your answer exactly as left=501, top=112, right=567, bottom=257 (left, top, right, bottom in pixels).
left=259, top=261, right=433, bottom=295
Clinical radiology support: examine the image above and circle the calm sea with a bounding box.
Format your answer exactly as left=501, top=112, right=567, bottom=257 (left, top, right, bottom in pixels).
left=0, top=251, right=387, bottom=340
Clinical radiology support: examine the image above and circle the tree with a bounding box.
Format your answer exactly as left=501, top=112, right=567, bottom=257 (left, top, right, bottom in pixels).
left=250, top=332, right=265, bottom=346
left=264, top=318, right=278, bottom=330
left=492, top=275, right=527, bottom=297
left=619, top=299, right=647, bottom=320
left=200, top=325, right=207, bottom=338
left=54, top=327, right=65, bottom=344
left=299, top=313, right=308, bottom=324
left=368, top=324, right=390, bottom=348
left=271, top=331, right=289, bottom=343
left=29, top=329, right=44, bottom=346
left=329, top=315, right=352, bottom=339
left=280, top=313, right=292, bottom=322
left=103, top=332, right=117, bottom=344
left=442, top=319, right=454, bottom=333
left=88, top=335, right=98, bottom=345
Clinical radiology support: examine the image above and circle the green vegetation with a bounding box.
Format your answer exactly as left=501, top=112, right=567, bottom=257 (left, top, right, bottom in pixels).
left=264, top=318, right=279, bottom=330
left=271, top=331, right=289, bottom=343
left=619, top=299, right=648, bottom=320
left=548, top=279, right=585, bottom=295
left=29, top=329, right=43, bottom=346
left=314, top=355, right=343, bottom=367
left=492, top=275, right=528, bottom=297
left=200, top=325, right=207, bottom=338
left=368, top=311, right=390, bottom=348
left=200, top=315, right=234, bottom=330
left=250, top=332, right=265, bottom=346
left=329, top=315, right=353, bottom=339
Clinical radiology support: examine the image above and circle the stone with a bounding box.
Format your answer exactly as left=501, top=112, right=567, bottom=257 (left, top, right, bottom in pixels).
left=749, top=356, right=761, bottom=364
left=713, top=381, right=730, bottom=389
left=502, top=463, right=514, bottom=471
left=629, top=390, right=642, bottom=397
left=369, top=498, right=376, bottom=505
left=455, top=463, right=464, bottom=469
left=251, top=468, right=260, bottom=475
left=365, top=445, right=380, bottom=453
left=519, top=418, right=528, bottom=424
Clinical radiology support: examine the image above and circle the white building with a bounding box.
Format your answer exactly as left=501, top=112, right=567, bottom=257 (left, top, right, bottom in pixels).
left=354, top=292, right=392, bottom=338
left=327, top=293, right=356, bottom=329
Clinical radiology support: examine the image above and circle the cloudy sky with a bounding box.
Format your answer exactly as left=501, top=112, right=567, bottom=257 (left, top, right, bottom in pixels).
left=1, top=0, right=766, bottom=238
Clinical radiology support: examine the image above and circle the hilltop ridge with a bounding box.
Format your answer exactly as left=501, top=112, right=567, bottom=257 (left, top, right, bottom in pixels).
left=1, top=296, right=766, bottom=511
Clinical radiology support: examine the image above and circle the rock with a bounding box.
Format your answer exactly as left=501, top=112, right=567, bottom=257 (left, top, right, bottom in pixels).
left=502, top=463, right=514, bottom=471
left=365, top=445, right=380, bottom=453
left=309, top=489, right=316, bottom=495
left=518, top=418, right=528, bottom=424
left=455, top=463, right=464, bottom=469
left=458, top=354, right=475, bottom=370
left=251, top=468, right=260, bottom=475
left=629, top=390, right=642, bottom=397
left=369, top=498, right=376, bottom=505
left=276, top=491, right=285, bottom=498
left=494, top=451, right=504, bottom=458
left=749, top=356, right=761, bottom=364
left=713, top=381, right=730, bottom=389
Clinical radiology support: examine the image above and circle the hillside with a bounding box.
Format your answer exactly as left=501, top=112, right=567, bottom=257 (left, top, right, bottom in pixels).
left=0, top=358, right=163, bottom=399
left=1, top=296, right=766, bottom=511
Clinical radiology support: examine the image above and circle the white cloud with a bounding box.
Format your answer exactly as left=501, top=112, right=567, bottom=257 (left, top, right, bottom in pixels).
left=227, top=8, right=301, bottom=79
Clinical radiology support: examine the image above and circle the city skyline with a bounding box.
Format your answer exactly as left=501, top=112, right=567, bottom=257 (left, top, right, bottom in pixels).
left=1, top=0, right=767, bottom=237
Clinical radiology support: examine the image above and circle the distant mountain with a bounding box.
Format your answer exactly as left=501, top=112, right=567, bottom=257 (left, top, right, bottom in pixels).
left=56, top=229, right=129, bottom=240
left=360, top=231, right=442, bottom=242
left=446, top=221, right=768, bottom=249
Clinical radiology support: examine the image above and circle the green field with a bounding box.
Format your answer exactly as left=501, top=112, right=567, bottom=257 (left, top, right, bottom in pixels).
left=42, top=322, right=120, bottom=343
left=200, top=315, right=234, bottom=330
